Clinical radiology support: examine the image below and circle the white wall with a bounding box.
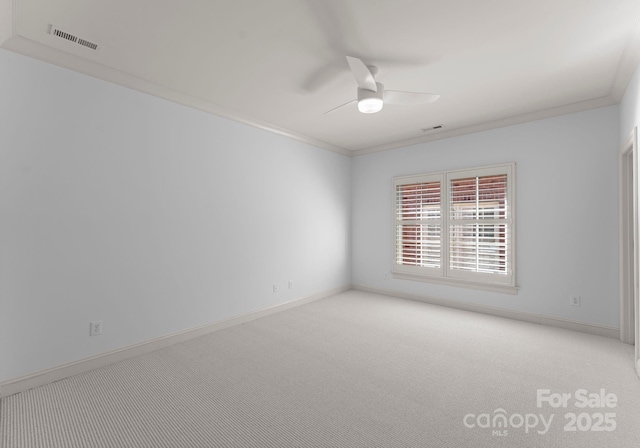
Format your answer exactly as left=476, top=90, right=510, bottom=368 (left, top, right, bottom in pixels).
left=352, top=106, right=620, bottom=327
left=0, top=49, right=351, bottom=382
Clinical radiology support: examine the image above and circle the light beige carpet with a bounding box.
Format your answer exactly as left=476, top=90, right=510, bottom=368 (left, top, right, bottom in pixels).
left=1, top=290, right=639, bottom=447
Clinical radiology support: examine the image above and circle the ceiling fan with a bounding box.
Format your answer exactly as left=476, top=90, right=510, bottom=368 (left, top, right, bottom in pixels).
left=324, top=56, right=440, bottom=115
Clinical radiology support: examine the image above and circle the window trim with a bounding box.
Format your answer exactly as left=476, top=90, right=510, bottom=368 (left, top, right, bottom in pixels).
left=392, top=163, right=517, bottom=294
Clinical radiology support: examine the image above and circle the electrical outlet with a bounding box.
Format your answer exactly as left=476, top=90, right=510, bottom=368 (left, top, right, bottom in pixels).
left=570, top=296, right=581, bottom=307
left=90, top=321, right=102, bottom=336
left=273, top=284, right=278, bottom=293
left=384, top=272, right=389, bottom=279
left=288, top=280, right=293, bottom=290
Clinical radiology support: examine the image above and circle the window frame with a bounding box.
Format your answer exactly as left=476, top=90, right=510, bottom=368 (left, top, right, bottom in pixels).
left=392, top=163, right=517, bottom=294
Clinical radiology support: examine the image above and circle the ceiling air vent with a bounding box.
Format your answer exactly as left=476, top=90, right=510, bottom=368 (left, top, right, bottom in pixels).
left=49, top=25, right=100, bottom=51
left=421, top=125, right=444, bottom=133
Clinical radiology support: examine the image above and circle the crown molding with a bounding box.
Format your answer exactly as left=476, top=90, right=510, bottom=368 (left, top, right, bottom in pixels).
left=0, top=34, right=624, bottom=159
left=611, top=14, right=640, bottom=102
left=2, top=2, right=638, bottom=159
left=0, top=35, right=352, bottom=157
left=351, top=96, right=617, bottom=157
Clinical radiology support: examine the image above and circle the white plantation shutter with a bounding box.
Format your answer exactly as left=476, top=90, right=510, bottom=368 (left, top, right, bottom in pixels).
left=393, top=164, right=515, bottom=292
left=395, top=179, right=442, bottom=270
left=449, top=171, right=510, bottom=279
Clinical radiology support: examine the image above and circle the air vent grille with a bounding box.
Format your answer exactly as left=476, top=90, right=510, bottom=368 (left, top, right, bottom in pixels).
left=77, top=38, right=99, bottom=50
left=50, top=25, right=100, bottom=51
left=53, top=28, right=76, bottom=43
left=421, top=125, right=444, bottom=133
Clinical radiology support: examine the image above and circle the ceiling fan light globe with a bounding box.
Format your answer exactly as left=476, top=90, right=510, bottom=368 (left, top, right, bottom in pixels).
left=357, top=82, right=384, bottom=114
left=358, top=97, right=383, bottom=114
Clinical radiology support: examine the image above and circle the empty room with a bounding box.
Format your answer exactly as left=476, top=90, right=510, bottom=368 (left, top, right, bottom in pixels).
left=2, top=0, right=640, bottom=447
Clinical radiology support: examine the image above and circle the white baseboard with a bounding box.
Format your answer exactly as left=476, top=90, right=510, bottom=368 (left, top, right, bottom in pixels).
left=352, top=285, right=620, bottom=339
left=0, top=285, right=349, bottom=398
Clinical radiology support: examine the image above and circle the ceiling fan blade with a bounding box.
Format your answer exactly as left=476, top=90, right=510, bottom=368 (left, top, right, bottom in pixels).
left=302, top=63, right=345, bottom=92
left=346, top=56, right=377, bottom=91
left=384, top=90, right=440, bottom=105
left=323, top=99, right=357, bottom=115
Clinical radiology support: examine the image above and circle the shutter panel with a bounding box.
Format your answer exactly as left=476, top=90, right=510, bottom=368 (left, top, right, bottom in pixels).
left=395, top=181, right=442, bottom=268
left=449, top=174, right=508, bottom=275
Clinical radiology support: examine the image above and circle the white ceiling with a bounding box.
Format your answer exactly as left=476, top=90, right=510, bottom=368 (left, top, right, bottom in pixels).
left=2, top=0, right=640, bottom=155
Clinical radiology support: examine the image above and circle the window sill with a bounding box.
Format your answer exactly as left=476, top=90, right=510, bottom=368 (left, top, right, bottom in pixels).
left=392, top=271, right=518, bottom=295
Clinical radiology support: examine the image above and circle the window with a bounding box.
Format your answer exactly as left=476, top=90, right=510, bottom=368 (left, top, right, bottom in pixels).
left=393, top=164, right=516, bottom=293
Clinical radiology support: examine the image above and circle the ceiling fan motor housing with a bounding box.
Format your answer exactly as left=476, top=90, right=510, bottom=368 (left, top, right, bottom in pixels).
left=357, top=82, right=384, bottom=113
